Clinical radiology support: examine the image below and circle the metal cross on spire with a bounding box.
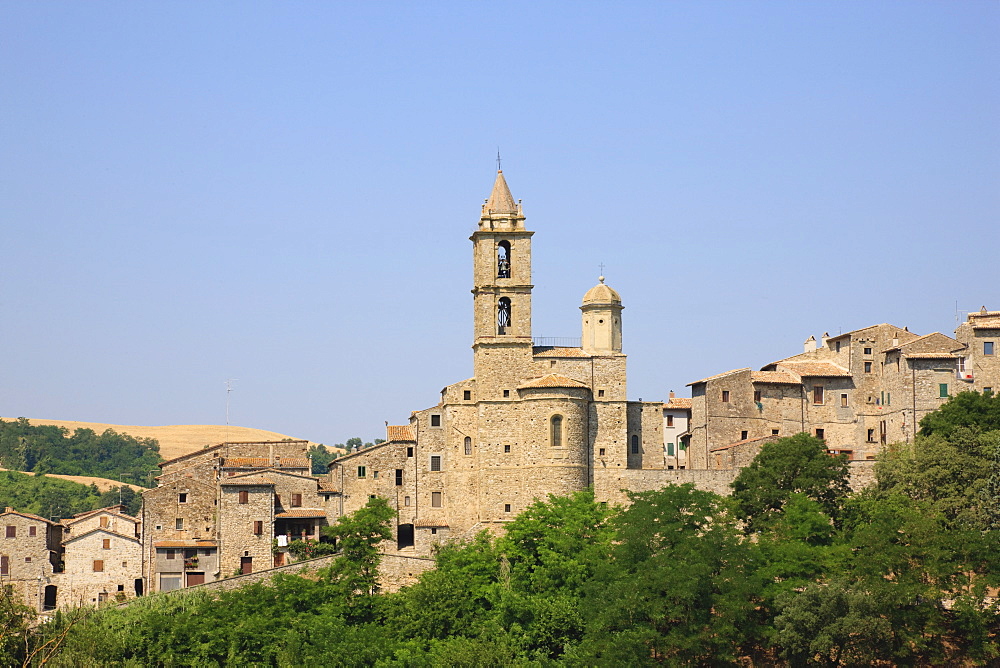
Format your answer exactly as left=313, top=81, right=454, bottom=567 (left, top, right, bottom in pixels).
left=496, top=148, right=502, bottom=172
left=598, top=262, right=606, bottom=274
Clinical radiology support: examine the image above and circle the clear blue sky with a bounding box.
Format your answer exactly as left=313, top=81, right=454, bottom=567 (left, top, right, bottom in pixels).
left=2, top=2, right=997, bottom=447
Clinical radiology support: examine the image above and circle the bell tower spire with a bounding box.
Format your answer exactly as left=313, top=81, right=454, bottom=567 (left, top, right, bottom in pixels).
left=471, top=169, right=534, bottom=389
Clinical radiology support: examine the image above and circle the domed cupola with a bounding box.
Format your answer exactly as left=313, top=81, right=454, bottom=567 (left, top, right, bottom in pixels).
left=580, top=276, right=623, bottom=353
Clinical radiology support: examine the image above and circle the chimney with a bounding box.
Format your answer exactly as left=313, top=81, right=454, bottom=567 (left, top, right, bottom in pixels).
left=821, top=332, right=830, bottom=348
left=804, top=335, right=816, bottom=354
left=669, top=390, right=676, bottom=399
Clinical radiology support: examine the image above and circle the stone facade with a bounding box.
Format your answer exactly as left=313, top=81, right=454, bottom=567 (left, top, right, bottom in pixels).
left=141, top=440, right=326, bottom=593
left=60, top=507, right=142, bottom=606
left=0, top=508, right=62, bottom=612
left=687, top=316, right=999, bottom=466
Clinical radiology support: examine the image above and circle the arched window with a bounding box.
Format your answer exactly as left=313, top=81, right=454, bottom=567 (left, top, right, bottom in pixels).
left=498, top=297, right=511, bottom=335
left=550, top=415, right=563, bottom=448
left=497, top=241, right=511, bottom=278
left=631, top=435, right=639, bottom=454
left=464, top=436, right=472, bottom=455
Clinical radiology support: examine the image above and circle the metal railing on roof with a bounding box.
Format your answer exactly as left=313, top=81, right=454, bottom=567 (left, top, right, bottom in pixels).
left=532, top=337, right=581, bottom=347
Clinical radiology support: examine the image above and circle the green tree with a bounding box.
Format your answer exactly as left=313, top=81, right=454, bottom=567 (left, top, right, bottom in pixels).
left=731, top=432, right=850, bottom=533
left=919, top=390, right=1000, bottom=437
left=576, top=484, right=763, bottom=665
left=875, top=428, right=999, bottom=530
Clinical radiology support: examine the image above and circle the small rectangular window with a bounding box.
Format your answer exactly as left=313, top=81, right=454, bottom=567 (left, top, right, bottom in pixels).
left=5, top=526, right=15, bottom=538
left=835, top=341, right=841, bottom=353
left=178, top=493, right=188, bottom=504
left=598, top=447, right=606, bottom=456
left=238, top=490, right=248, bottom=504
left=103, top=538, right=111, bottom=550
left=431, top=492, right=442, bottom=508
left=813, top=386, right=824, bottom=404
left=404, top=496, right=411, bottom=506
left=598, top=389, right=605, bottom=397
left=666, top=415, right=674, bottom=427
left=93, top=560, right=104, bottom=572
left=291, top=493, right=302, bottom=507
left=772, top=429, right=780, bottom=435
left=100, top=516, right=109, bottom=528
left=253, top=521, right=263, bottom=535
left=815, top=428, right=825, bottom=439
left=175, top=518, right=183, bottom=530
left=357, top=466, right=366, bottom=478
left=372, top=470, right=379, bottom=479
left=886, top=392, right=891, bottom=406
left=985, top=342, right=995, bottom=356
left=864, top=361, right=872, bottom=373
left=29, top=526, right=36, bottom=537
left=841, top=393, right=848, bottom=407
left=166, top=549, right=175, bottom=560
left=939, top=383, right=948, bottom=398
left=406, top=447, right=413, bottom=458
left=395, top=469, right=403, bottom=486
left=430, top=414, right=441, bottom=427
left=503, top=389, right=510, bottom=397
left=667, top=443, right=675, bottom=456
left=985, top=387, right=994, bottom=397
left=864, top=347, right=873, bottom=355
left=867, top=428, right=875, bottom=442
left=430, top=528, right=438, bottom=535
left=25, top=557, right=31, bottom=563
left=740, top=431, right=748, bottom=440
left=463, top=390, right=471, bottom=400
left=721, top=390, right=730, bottom=402
left=430, top=456, right=442, bottom=472
left=504, top=504, right=511, bottom=513
left=504, top=444, right=511, bottom=453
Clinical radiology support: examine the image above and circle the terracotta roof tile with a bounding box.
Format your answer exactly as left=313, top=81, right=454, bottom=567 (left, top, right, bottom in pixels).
left=518, top=374, right=590, bottom=390
left=663, top=398, right=692, bottom=410
left=751, top=371, right=801, bottom=385
left=903, top=352, right=959, bottom=359
left=275, top=457, right=311, bottom=468
left=780, top=361, right=850, bottom=377
left=275, top=509, right=326, bottom=519
left=219, top=475, right=275, bottom=486
left=153, top=540, right=218, bottom=548
left=533, top=346, right=591, bottom=358
left=386, top=425, right=415, bottom=442
left=224, top=457, right=271, bottom=468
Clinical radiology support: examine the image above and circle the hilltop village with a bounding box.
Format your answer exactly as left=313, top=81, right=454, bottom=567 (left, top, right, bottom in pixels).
left=4, top=171, right=998, bottom=613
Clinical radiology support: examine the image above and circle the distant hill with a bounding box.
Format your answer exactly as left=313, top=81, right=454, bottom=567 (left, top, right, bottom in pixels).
left=0, top=467, right=143, bottom=492
left=1, top=419, right=324, bottom=461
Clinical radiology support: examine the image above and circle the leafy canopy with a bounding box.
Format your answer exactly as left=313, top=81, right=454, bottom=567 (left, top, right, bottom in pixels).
left=731, top=432, right=850, bottom=533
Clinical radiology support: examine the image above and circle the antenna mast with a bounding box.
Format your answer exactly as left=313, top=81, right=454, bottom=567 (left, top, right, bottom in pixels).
left=225, top=379, right=237, bottom=444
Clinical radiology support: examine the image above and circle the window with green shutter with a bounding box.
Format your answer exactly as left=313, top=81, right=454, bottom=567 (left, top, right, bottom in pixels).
left=667, top=443, right=675, bottom=456
left=939, top=383, right=948, bottom=398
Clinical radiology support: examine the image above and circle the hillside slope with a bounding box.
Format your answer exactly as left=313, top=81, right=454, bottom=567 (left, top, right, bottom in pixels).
left=1, top=419, right=321, bottom=461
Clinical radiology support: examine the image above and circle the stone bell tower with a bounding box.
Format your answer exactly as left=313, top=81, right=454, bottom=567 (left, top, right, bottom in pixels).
left=581, top=276, right=623, bottom=353
left=471, top=170, right=535, bottom=392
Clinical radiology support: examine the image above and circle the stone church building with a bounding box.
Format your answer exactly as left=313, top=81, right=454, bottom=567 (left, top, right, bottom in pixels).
left=327, top=170, right=700, bottom=554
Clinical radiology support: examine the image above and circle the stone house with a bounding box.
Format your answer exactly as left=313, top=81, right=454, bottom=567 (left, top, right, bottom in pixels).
left=59, top=506, right=142, bottom=606
left=686, top=316, right=999, bottom=467
left=0, top=508, right=62, bottom=612
left=663, top=392, right=691, bottom=469
left=141, top=440, right=325, bottom=592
